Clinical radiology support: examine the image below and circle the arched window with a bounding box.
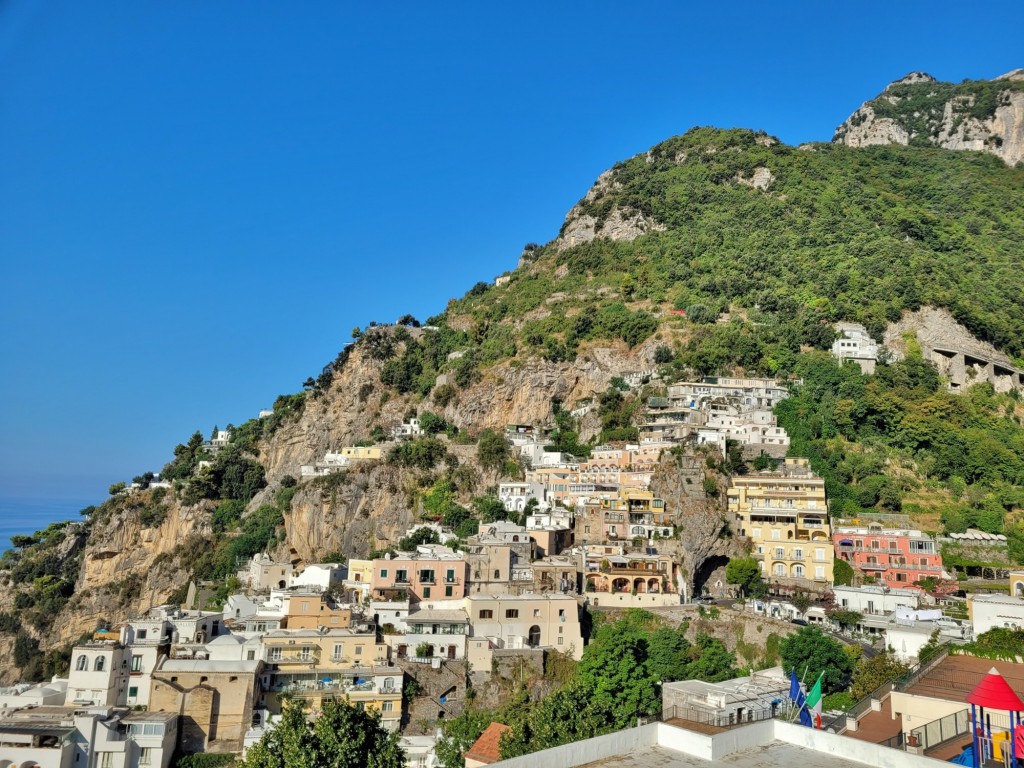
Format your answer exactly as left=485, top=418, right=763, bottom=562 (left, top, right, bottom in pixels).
left=528, top=625, right=541, bottom=648
left=76, top=655, right=88, bottom=671
left=94, top=656, right=105, bottom=672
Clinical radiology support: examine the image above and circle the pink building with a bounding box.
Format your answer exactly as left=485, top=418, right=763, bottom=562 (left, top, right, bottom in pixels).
left=371, top=545, right=469, bottom=604
left=832, top=522, right=954, bottom=592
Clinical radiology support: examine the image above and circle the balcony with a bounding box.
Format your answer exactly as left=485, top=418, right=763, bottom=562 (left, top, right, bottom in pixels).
left=443, top=576, right=461, bottom=585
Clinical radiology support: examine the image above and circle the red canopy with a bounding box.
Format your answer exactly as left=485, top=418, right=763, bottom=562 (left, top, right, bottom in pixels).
left=966, top=667, right=1024, bottom=711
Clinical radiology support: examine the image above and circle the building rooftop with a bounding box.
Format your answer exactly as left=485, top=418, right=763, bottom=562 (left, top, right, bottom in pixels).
left=466, top=722, right=511, bottom=765
left=487, top=719, right=945, bottom=768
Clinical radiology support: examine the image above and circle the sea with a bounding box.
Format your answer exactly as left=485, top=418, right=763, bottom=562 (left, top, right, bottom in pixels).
left=0, top=496, right=94, bottom=551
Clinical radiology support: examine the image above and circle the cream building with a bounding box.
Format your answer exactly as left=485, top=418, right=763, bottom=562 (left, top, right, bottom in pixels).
left=465, top=593, right=583, bottom=668
left=730, top=458, right=834, bottom=585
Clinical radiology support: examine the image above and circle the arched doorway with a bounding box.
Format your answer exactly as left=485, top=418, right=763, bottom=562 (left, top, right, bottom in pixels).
left=527, top=625, right=541, bottom=647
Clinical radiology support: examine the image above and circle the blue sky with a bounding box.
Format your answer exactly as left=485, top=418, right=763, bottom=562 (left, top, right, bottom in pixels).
left=1, top=1, right=1022, bottom=507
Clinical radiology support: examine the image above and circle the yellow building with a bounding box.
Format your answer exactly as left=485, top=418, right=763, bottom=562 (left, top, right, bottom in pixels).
left=728, top=458, right=834, bottom=585
left=338, top=446, right=383, bottom=460
left=600, top=488, right=673, bottom=540
left=260, top=628, right=402, bottom=729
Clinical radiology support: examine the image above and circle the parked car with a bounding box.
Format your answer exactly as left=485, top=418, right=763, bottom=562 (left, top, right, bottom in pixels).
left=790, top=618, right=809, bottom=626
left=695, top=595, right=715, bottom=604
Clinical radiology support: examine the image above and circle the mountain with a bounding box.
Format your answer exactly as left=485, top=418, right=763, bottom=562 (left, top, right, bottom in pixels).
left=834, top=70, right=1024, bottom=166
left=2, top=71, right=1024, bottom=683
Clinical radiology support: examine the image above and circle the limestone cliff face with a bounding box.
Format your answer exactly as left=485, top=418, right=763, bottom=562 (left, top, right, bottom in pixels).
left=648, top=452, right=744, bottom=596
left=59, top=495, right=212, bottom=646
left=834, top=69, right=1024, bottom=166
left=554, top=169, right=666, bottom=251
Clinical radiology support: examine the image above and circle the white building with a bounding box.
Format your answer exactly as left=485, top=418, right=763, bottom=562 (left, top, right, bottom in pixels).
left=0, top=678, right=69, bottom=711
left=831, top=585, right=920, bottom=617
left=884, top=608, right=969, bottom=662
left=392, top=418, right=423, bottom=439
left=290, top=562, right=347, bottom=592
left=662, top=667, right=790, bottom=726
left=832, top=323, right=880, bottom=374
left=400, top=606, right=469, bottom=661
left=238, top=553, right=293, bottom=591
left=969, top=593, right=1024, bottom=635
left=498, top=481, right=549, bottom=513
left=0, top=707, right=177, bottom=768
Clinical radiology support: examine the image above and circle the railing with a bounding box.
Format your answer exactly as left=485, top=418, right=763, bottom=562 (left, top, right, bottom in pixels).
left=660, top=704, right=781, bottom=729
left=913, top=708, right=970, bottom=752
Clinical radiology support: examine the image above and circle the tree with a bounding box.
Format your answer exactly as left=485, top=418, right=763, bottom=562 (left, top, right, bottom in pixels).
left=647, top=626, right=692, bottom=682
left=243, top=697, right=403, bottom=768
left=108, top=481, right=126, bottom=496
left=418, top=411, right=447, bottom=435
left=725, top=557, right=764, bottom=597
left=477, top=429, right=510, bottom=473
left=791, top=592, right=813, bottom=615
left=827, top=608, right=863, bottom=632
left=850, top=651, right=910, bottom=699
left=779, top=626, right=853, bottom=694
left=833, top=558, right=854, bottom=587
left=575, top=622, right=660, bottom=729
left=685, top=634, right=737, bottom=682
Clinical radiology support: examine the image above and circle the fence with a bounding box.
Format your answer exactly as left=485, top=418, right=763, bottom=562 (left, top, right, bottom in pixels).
left=910, top=708, right=970, bottom=752
left=659, top=704, right=781, bottom=729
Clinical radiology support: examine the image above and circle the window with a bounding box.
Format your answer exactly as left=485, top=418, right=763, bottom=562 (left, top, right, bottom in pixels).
left=558, top=609, right=565, bottom=618
left=771, top=530, right=781, bottom=540
left=446, top=569, right=455, bottom=583
left=816, top=566, right=825, bottom=579
left=533, top=609, right=541, bottom=617
left=423, top=587, right=431, bottom=598
left=479, top=610, right=493, bottom=619
left=815, top=548, right=825, bottom=562
left=131, top=655, right=142, bottom=673
left=380, top=569, right=389, bottom=579
left=445, top=586, right=453, bottom=597
left=129, top=686, right=139, bottom=698
left=334, top=644, right=344, bottom=660
left=355, top=646, right=363, bottom=656
left=752, top=528, right=761, bottom=539
left=395, top=569, right=408, bottom=583
left=247, top=650, right=256, bottom=661
left=99, top=753, right=114, bottom=768
left=774, top=547, right=784, bottom=559
left=76, top=655, right=88, bottom=671
left=301, top=602, right=310, bottom=612
left=793, top=548, right=803, bottom=561
left=139, top=747, right=152, bottom=766
left=505, top=609, right=519, bottom=619
left=94, top=656, right=106, bottom=672
left=382, top=701, right=394, bottom=712
left=269, top=648, right=282, bottom=661
left=137, top=629, right=148, bottom=640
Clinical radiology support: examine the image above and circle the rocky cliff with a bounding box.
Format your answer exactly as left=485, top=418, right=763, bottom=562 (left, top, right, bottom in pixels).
left=834, top=69, right=1024, bottom=166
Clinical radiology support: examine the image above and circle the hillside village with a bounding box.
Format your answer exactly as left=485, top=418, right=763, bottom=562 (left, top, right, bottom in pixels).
left=2, top=63, right=1024, bottom=768
left=5, top=347, right=1024, bottom=768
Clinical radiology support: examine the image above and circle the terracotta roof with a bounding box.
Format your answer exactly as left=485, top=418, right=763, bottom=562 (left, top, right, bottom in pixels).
left=967, top=667, right=1024, bottom=711
left=464, top=722, right=512, bottom=765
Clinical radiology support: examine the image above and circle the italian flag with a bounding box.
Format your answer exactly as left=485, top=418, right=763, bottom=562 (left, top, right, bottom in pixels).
left=806, top=672, right=824, bottom=729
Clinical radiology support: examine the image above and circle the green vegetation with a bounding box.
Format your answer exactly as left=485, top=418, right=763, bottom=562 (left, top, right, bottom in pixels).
left=779, top=626, right=853, bottom=694
left=725, top=556, right=766, bottom=598
left=778, top=352, right=1024, bottom=554
left=952, top=627, right=1024, bottom=661
left=242, top=696, right=403, bottom=768
left=850, top=650, right=910, bottom=699
left=839, top=77, right=1024, bottom=148
left=436, top=610, right=737, bottom=765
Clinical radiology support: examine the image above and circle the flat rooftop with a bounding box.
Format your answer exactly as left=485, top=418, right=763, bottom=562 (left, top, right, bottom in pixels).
left=576, top=741, right=914, bottom=768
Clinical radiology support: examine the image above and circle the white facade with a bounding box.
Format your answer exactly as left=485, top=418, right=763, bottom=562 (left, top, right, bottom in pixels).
left=290, top=562, right=346, bottom=591
left=238, top=553, right=292, bottom=591
left=832, top=323, right=879, bottom=374
left=392, top=418, right=423, bottom=439
left=0, top=707, right=177, bottom=768
left=498, top=481, right=549, bottom=513
left=831, top=585, right=920, bottom=616
left=970, top=593, right=1024, bottom=635
left=66, top=644, right=130, bottom=707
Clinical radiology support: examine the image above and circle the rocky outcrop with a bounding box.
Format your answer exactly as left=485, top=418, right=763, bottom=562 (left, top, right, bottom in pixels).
left=649, top=452, right=744, bottom=597
left=834, top=69, right=1024, bottom=166
left=735, top=166, right=775, bottom=191
left=554, top=169, right=665, bottom=251
left=885, top=306, right=1024, bottom=393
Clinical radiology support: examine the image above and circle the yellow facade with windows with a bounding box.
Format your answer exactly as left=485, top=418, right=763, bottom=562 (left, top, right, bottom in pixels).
left=728, top=458, right=834, bottom=584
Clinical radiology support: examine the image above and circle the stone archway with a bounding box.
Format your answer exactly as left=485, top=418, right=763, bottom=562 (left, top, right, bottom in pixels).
left=693, top=555, right=730, bottom=597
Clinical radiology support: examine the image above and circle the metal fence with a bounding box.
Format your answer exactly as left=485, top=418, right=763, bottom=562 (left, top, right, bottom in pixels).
left=660, top=704, right=781, bottom=729
left=910, top=708, right=970, bottom=752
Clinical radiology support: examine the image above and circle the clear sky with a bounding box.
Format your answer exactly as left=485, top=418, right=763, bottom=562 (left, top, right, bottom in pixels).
left=1, top=1, right=1022, bottom=507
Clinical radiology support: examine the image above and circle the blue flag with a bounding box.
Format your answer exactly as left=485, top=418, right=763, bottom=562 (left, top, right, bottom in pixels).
left=789, top=670, right=812, bottom=727
left=789, top=670, right=801, bottom=702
